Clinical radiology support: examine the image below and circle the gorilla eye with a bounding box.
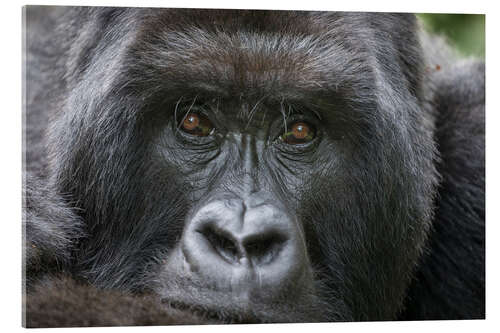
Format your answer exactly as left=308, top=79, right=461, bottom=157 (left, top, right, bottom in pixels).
left=180, top=113, right=215, bottom=136
left=281, top=121, right=316, bottom=144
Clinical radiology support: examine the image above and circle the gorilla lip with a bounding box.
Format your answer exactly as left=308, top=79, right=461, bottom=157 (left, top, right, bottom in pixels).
left=161, top=298, right=260, bottom=324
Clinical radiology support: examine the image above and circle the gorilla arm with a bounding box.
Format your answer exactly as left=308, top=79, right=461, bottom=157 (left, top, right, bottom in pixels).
left=25, top=276, right=208, bottom=327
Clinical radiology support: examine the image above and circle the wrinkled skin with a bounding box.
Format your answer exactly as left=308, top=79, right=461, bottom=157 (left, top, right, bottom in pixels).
left=23, top=7, right=484, bottom=326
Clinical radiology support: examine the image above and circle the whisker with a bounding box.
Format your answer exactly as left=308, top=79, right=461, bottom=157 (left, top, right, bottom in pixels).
left=176, top=95, right=198, bottom=132
left=280, top=97, right=287, bottom=133
left=174, top=96, right=184, bottom=126
left=245, top=95, right=267, bottom=130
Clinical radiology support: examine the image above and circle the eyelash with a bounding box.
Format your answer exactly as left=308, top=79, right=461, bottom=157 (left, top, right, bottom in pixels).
left=274, top=113, right=318, bottom=140
left=173, top=106, right=320, bottom=148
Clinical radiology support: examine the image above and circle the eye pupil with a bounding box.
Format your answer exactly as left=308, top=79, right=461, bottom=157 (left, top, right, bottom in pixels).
left=292, top=123, right=309, bottom=139
left=179, top=113, right=214, bottom=137
left=183, top=114, right=200, bottom=131
left=281, top=121, right=315, bottom=144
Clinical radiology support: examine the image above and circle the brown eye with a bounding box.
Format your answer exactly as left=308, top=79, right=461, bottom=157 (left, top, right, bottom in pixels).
left=281, top=121, right=316, bottom=144
left=180, top=113, right=214, bottom=136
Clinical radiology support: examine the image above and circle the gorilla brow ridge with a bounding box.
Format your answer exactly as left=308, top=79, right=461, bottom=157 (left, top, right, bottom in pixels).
left=130, top=16, right=375, bottom=104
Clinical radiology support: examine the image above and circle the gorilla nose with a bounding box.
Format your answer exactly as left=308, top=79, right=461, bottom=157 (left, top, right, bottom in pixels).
left=198, top=216, right=287, bottom=265
left=181, top=198, right=308, bottom=291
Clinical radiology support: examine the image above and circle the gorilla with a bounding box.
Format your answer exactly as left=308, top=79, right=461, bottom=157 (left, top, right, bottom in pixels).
left=23, top=6, right=485, bottom=327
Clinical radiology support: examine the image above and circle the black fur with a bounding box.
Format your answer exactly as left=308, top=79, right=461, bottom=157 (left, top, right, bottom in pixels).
left=25, top=276, right=210, bottom=327
left=23, top=6, right=484, bottom=326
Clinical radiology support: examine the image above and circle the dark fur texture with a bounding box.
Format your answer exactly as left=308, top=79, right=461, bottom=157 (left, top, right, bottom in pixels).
left=25, top=276, right=210, bottom=327
left=23, top=6, right=484, bottom=326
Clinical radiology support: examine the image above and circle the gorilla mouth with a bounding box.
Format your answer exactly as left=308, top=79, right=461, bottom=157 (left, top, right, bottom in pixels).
left=162, top=299, right=261, bottom=324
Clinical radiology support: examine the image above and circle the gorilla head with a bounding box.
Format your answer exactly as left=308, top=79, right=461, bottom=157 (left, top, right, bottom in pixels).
left=25, top=7, right=484, bottom=325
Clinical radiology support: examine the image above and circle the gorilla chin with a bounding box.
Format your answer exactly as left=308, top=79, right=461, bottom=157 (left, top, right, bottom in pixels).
left=24, top=6, right=484, bottom=327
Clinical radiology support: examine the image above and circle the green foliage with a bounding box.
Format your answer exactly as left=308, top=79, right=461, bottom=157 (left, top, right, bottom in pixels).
left=418, top=14, right=485, bottom=58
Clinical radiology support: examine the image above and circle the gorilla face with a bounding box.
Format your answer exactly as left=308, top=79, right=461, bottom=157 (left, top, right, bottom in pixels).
left=152, top=98, right=338, bottom=322
left=46, top=9, right=439, bottom=323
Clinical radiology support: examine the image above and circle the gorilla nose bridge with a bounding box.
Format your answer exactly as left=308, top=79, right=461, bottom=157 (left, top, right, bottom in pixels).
left=238, top=134, right=262, bottom=193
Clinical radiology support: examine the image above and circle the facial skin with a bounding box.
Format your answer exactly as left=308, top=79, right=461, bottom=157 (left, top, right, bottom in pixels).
left=150, top=98, right=336, bottom=321
left=132, top=70, right=430, bottom=321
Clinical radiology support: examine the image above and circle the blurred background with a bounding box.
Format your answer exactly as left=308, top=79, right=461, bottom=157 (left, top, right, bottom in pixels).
left=418, top=14, right=485, bottom=58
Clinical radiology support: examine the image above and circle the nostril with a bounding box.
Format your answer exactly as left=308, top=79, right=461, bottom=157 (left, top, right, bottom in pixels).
left=198, top=225, right=241, bottom=263
left=243, top=233, right=287, bottom=265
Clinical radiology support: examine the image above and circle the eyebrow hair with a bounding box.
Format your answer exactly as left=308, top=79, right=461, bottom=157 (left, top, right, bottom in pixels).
left=128, top=22, right=375, bottom=97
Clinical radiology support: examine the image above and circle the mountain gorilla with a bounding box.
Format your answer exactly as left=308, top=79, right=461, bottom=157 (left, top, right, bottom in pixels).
left=23, top=6, right=485, bottom=327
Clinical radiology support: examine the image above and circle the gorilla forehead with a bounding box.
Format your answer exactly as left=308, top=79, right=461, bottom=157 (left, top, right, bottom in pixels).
left=123, top=10, right=376, bottom=101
